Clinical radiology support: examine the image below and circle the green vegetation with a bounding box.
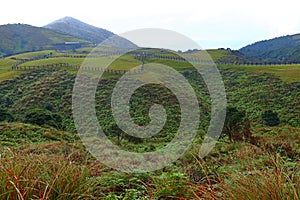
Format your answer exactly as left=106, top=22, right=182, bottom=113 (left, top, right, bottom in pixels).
left=0, top=48, right=298, bottom=199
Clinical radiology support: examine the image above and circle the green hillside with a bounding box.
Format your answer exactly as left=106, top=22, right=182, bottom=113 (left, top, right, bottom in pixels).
left=240, top=34, right=300, bottom=63
left=0, top=24, right=89, bottom=57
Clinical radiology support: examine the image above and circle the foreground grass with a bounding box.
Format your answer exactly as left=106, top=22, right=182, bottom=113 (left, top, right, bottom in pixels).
left=221, top=158, right=299, bottom=200
left=0, top=141, right=298, bottom=199
left=0, top=123, right=299, bottom=199
left=217, top=148, right=300, bottom=200
left=0, top=149, right=96, bottom=199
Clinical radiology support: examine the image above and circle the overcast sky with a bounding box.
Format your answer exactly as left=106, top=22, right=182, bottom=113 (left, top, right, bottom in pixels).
left=1, top=0, right=300, bottom=49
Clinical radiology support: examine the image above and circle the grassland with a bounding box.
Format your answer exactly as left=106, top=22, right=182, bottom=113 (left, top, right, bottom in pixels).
left=183, top=49, right=231, bottom=62
left=7, top=50, right=56, bottom=59
left=0, top=58, right=17, bottom=71
left=145, top=49, right=227, bottom=62
left=2, top=49, right=299, bottom=82
left=0, top=58, right=21, bottom=81
left=19, top=57, right=85, bottom=67
left=223, top=64, right=300, bottom=83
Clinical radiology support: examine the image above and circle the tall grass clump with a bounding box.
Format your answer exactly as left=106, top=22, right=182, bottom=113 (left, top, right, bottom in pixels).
left=220, top=154, right=299, bottom=200
left=0, top=147, right=96, bottom=200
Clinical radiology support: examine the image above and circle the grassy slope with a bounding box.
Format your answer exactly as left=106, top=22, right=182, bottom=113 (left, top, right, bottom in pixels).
left=222, top=64, right=300, bottom=83
left=0, top=58, right=20, bottom=81
left=0, top=50, right=57, bottom=81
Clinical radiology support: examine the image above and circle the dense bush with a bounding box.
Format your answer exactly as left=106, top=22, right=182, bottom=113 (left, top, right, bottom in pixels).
left=24, top=108, right=62, bottom=129
left=262, top=110, right=280, bottom=126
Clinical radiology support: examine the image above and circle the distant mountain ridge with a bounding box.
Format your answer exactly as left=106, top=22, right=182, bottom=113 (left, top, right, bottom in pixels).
left=240, top=34, right=300, bottom=63
left=0, top=23, right=88, bottom=57
left=44, top=17, right=137, bottom=48
left=1, top=17, right=300, bottom=63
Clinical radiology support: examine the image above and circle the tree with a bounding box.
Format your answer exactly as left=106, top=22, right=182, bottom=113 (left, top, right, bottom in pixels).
left=223, top=107, right=251, bottom=142
left=262, top=110, right=280, bottom=126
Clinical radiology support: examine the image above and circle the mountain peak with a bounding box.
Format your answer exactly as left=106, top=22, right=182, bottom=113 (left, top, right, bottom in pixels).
left=44, top=17, right=137, bottom=48
left=61, top=16, right=77, bottom=21
left=58, top=16, right=82, bottom=23
left=47, top=16, right=83, bottom=26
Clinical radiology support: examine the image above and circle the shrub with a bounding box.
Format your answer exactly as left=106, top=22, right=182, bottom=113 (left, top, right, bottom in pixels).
left=152, top=171, right=192, bottom=199
left=262, top=110, right=280, bottom=126
left=24, top=108, right=62, bottom=129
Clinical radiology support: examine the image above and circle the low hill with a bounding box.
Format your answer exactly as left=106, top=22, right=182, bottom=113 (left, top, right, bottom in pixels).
left=44, top=17, right=137, bottom=48
left=240, top=34, right=300, bottom=63
left=178, top=48, right=253, bottom=64
left=206, top=49, right=252, bottom=64
left=0, top=24, right=89, bottom=57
